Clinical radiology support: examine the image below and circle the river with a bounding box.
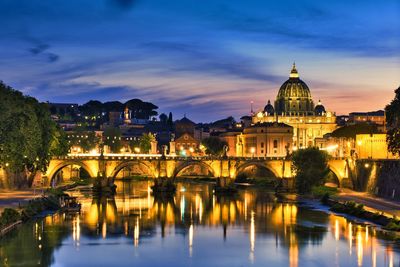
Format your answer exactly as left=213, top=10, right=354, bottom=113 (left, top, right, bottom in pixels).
left=0, top=180, right=399, bottom=266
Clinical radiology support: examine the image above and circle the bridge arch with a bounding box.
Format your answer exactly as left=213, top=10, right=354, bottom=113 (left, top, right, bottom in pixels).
left=47, top=160, right=96, bottom=186
left=110, top=161, right=155, bottom=179
left=235, top=161, right=280, bottom=179
left=173, top=160, right=215, bottom=178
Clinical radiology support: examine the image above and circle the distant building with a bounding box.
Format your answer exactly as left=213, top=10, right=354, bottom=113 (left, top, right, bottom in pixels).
left=355, top=134, right=397, bottom=159
left=219, top=130, right=243, bottom=157
left=252, top=64, right=337, bottom=149
left=349, top=110, right=385, bottom=132
left=175, top=116, right=196, bottom=137
left=236, top=122, right=293, bottom=157
left=174, top=133, right=199, bottom=156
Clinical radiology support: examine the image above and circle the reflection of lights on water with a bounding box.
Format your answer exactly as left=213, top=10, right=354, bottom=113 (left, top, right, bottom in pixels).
left=249, top=210, right=255, bottom=263
left=134, top=218, right=139, bottom=247
left=387, top=247, right=394, bottom=267
left=102, top=222, right=107, bottom=239
left=124, top=221, right=128, bottom=236
left=365, top=226, right=369, bottom=243
left=335, top=219, right=339, bottom=241
left=180, top=196, right=186, bottom=220
left=372, top=237, right=376, bottom=267
left=349, top=222, right=352, bottom=255
left=357, top=227, right=363, bottom=267
left=72, top=216, right=81, bottom=247
left=189, top=224, right=193, bottom=257
left=195, top=195, right=203, bottom=223
left=244, top=196, right=248, bottom=221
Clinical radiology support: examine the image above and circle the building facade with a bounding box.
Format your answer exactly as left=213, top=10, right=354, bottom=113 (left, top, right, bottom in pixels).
left=252, top=64, right=337, bottom=149
left=236, top=122, right=293, bottom=157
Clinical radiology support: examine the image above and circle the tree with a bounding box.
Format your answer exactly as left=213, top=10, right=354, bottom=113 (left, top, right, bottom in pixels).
left=201, top=137, right=228, bottom=156
left=159, top=113, right=168, bottom=124
left=385, top=86, right=400, bottom=156
left=292, top=147, right=329, bottom=194
left=103, top=127, right=122, bottom=153
left=139, top=133, right=155, bottom=153
left=0, top=82, right=69, bottom=187
left=125, top=99, right=158, bottom=120
left=167, top=112, right=173, bottom=129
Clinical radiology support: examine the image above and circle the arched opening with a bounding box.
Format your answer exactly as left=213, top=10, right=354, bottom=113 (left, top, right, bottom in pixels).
left=324, top=169, right=340, bottom=188
left=174, top=162, right=214, bottom=178
left=112, top=162, right=153, bottom=180
left=236, top=163, right=278, bottom=187
left=51, top=164, right=91, bottom=187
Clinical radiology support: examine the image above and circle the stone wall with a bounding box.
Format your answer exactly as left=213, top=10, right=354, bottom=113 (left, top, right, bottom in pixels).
left=354, top=160, right=400, bottom=201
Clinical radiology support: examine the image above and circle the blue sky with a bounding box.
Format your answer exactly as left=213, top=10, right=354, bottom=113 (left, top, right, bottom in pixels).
left=0, top=0, right=399, bottom=122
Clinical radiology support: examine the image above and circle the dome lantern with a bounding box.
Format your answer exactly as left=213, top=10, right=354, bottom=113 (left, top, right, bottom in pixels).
left=289, top=62, right=299, bottom=78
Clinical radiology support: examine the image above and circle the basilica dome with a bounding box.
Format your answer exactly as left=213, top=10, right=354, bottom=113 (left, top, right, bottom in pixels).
left=264, top=100, right=275, bottom=115
left=314, top=100, right=326, bottom=115
left=274, top=64, right=315, bottom=115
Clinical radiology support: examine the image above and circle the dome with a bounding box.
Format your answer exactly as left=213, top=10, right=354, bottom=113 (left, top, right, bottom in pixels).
left=264, top=100, right=275, bottom=115
left=314, top=100, right=326, bottom=115
left=277, top=64, right=312, bottom=99
left=275, top=63, right=315, bottom=115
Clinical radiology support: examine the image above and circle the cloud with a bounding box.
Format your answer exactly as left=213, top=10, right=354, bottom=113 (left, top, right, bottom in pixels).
left=29, top=44, right=50, bottom=55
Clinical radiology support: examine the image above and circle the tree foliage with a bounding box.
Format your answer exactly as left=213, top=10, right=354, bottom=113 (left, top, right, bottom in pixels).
left=201, top=137, right=228, bottom=156
left=139, top=133, right=155, bottom=153
left=385, top=86, right=400, bottom=156
left=0, top=82, right=69, bottom=186
left=103, top=127, right=122, bottom=153
left=292, top=147, right=329, bottom=194
left=68, top=128, right=99, bottom=153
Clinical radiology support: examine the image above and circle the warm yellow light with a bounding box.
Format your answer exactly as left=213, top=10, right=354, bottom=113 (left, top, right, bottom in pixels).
left=257, top=112, right=263, bottom=118
left=364, top=163, right=370, bottom=168
left=189, top=147, right=194, bottom=153
left=250, top=147, right=256, bottom=154
left=357, top=140, right=362, bottom=146
left=180, top=146, right=184, bottom=151
left=134, top=147, right=140, bottom=153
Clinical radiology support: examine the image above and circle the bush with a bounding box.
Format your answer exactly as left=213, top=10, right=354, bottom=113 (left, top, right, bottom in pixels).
left=0, top=208, right=21, bottom=227
left=384, top=221, right=400, bottom=231
left=312, top=186, right=338, bottom=198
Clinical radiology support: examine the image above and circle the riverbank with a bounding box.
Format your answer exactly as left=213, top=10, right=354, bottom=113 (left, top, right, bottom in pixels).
left=333, top=189, right=400, bottom=218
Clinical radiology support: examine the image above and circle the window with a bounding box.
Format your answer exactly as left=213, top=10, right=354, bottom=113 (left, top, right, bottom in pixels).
left=261, top=142, right=264, bottom=148
left=273, top=140, right=278, bottom=149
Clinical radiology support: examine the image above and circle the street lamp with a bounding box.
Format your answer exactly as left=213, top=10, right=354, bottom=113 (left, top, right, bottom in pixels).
left=134, top=147, right=140, bottom=154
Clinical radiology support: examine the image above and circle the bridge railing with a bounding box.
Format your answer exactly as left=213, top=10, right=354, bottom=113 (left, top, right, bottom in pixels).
left=54, top=154, right=289, bottom=161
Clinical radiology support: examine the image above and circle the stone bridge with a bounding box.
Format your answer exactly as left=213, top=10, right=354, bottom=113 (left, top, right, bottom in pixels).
left=42, top=155, right=351, bottom=187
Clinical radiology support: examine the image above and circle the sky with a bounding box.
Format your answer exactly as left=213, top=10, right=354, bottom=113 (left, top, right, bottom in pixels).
left=0, top=0, right=399, bottom=122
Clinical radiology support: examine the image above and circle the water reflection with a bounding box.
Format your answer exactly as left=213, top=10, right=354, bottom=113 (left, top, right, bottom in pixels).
left=0, top=180, right=399, bottom=267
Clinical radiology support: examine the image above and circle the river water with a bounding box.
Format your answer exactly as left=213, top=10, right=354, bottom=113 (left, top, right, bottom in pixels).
left=0, top=181, right=399, bottom=267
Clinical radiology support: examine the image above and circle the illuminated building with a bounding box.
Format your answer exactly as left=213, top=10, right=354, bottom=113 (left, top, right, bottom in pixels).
left=236, top=122, right=293, bottom=157
left=252, top=64, right=337, bottom=149
left=349, top=110, right=385, bottom=126
left=355, top=134, right=398, bottom=159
